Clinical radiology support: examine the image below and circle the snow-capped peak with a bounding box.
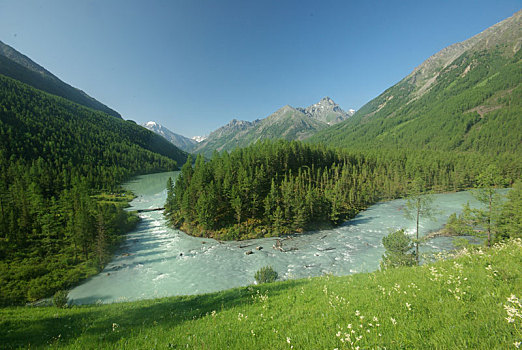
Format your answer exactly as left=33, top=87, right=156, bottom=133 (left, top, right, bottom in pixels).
left=191, top=135, right=207, bottom=143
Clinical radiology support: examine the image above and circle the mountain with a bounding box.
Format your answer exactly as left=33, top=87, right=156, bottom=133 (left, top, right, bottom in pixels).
left=297, top=96, right=353, bottom=124
left=193, top=98, right=352, bottom=156
left=142, top=121, right=197, bottom=152
left=309, top=10, right=522, bottom=155
left=0, top=40, right=121, bottom=118
left=191, top=135, right=207, bottom=143
left=0, top=74, right=188, bottom=174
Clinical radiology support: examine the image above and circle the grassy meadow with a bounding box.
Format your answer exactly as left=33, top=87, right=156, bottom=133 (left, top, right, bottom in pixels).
left=1, top=239, right=521, bottom=349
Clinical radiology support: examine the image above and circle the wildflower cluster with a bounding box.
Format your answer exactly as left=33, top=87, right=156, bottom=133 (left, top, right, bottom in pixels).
left=428, top=266, right=444, bottom=282
left=377, top=281, right=420, bottom=299
left=335, top=311, right=382, bottom=349
left=445, top=261, right=469, bottom=301
left=252, top=289, right=269, bottom=308
left=504, top=294, right=521, bottom=348
left=328, top=291, right=349, bottom=309
left=485, top=264, right=499, bottom=278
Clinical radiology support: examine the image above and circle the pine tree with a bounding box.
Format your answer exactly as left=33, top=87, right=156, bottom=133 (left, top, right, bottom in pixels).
left=404, top=177, right=437, bottom=264
left=380, top=229, right=415, bottom=269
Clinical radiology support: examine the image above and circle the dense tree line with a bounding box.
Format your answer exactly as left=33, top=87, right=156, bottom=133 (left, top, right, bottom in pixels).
left=0, top=74, right=185, bottom=305
left=165, top=140, right=520, bottom=241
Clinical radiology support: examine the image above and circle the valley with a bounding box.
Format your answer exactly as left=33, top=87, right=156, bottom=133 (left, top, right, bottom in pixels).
left=68, top=170, right=506, bottom=305
left=0, top=5, right=521, bottom=349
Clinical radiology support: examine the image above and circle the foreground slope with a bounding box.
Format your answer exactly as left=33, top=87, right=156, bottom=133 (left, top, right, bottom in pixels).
left=1, top=239, right=520, bottom=349
left=0, top=40, right=121, bottom=118
left=310, top=10, right=522, bottom=155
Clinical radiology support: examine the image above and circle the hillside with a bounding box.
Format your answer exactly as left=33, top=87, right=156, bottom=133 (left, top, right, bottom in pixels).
left=309, top=10, right=522, bottom=155
left=0, top=75, right=188, bottom=174
left=1, top=238, right=520, bottom=349
left=0, top=74, right=188, bottom=305
left=141, top=121, right=197, bottom=152
left=193, top=97, right=352, bottom=156
left=0, top=40, right=121, bottom=118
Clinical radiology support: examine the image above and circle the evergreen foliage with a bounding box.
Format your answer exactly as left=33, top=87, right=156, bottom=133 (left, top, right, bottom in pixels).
left=309, top=47, right=522, bottom=158
left=448, top=177, right=521, bottom=245
left=497, top=181, right=522, bottom=241
left=165, top=140, right=519, bottom=241
left=403, top=178, right=437, bottom=263
left=0, top=74, right=186, bottom=305
left=52, top=290, right=69, bottom=309
left=254, top=266, right=278, bottom=284
left=380, top=229, right=416, bottom=269
left=0, top=41, right=121, bottom=118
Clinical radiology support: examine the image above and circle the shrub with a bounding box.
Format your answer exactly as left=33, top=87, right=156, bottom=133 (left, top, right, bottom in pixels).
left=254, top=266, right=278, bottom=284
left=53, top=290, right=69, bottom=308
left=380, top=229, right=416, bottom=269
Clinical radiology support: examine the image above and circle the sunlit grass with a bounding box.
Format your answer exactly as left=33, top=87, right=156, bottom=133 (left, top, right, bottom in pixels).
left=91, top=191, right=136, bottom=208
left=1, top=239, right=521, bottom=349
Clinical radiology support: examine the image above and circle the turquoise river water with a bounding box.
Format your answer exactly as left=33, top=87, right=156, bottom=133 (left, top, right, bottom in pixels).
left=68, top=171, right=502, bottom=304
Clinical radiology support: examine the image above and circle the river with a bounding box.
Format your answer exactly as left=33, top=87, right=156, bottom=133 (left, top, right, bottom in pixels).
left=68, top=171, right=501, bottom=304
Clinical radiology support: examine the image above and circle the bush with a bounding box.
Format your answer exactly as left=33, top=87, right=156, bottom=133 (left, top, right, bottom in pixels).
left=380, top=229, right=416, bottom=269
left=254, top=266, right=278, bottom=284
left=53, top=290, right=69, bottom=308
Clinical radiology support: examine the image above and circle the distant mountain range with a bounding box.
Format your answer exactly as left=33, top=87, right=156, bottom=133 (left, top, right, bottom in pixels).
left=143, top=97, right=354, bottom=156
left=0, top=40, right=121, bottom=118
left=191, top=135, right=207, bottom=143
left=144, top=7, right=520, bottom=160
left=191, top=97, right=354, bottom=156
left=309, top=10, right=522, bottom=155
left=141, top=121, right=198, bottom=151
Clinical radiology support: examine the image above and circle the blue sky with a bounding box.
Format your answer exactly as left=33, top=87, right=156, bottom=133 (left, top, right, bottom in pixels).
left=0, top=1, right=520, bottom=137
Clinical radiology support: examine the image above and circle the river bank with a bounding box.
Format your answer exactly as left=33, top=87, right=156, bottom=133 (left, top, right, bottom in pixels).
left=66, top=171, right=505, bottom=305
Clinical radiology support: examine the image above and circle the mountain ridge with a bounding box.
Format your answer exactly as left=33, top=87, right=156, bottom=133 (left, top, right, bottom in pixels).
left=192, top=97, right=353, bottom=156
left=0, top=40, right=121, bottom=118
left=308, top=10, right=522, bottom=155
left=141, top=121, right=197, bottom=152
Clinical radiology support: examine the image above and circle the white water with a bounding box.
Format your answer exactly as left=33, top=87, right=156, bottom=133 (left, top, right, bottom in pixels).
left=68, top=171, right=500, bottom=304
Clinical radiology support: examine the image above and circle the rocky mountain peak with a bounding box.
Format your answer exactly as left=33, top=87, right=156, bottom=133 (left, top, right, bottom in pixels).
left=320, top=96, right=335, bottom=105
left=141, top=121, right=196, bottom=152
left=301, top=97, right=352, bottom=124
left=226, top=119, right=252, bottom=128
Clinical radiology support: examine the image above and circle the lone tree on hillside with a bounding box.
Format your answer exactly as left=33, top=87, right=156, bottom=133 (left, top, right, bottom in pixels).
left=403, top=177, right=437, bottom=264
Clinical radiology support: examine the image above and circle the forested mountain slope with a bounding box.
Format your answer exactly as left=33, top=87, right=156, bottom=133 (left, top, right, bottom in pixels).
left=309, top=10, right=522, bottom=155
left=0, top=75, right=188, bottom=178
left=0, top=40, right=121, bottom=118
left=0, top=74, right=187, bottom=305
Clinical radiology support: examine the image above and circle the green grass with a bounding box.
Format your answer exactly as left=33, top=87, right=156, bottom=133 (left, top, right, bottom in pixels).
left=1, top=239, right=521, bottom=349
left=92, top=191, right=136, bottom=208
